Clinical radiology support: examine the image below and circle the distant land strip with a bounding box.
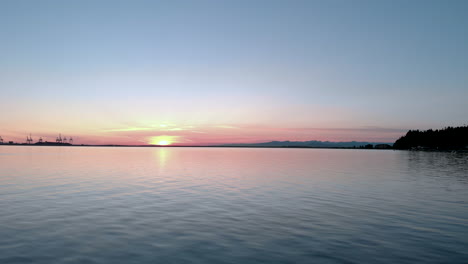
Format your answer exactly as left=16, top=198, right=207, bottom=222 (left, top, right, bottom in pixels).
left=2, top=125, right=467, bottom=151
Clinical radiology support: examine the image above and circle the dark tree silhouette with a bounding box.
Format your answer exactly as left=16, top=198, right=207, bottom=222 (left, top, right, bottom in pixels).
left=393, top=126, right=468, bottom=150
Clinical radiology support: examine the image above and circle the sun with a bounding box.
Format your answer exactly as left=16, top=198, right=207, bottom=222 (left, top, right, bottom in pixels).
left=157, top=140, right=170, bottom=145
left=149, top=136, right=178, bottom=146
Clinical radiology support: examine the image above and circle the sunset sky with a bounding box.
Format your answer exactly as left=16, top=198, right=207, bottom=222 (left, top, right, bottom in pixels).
left=1, top=0, right=467, bottom=145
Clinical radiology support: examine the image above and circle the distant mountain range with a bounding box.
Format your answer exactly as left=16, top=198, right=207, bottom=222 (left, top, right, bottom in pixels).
left=220, top=140, right=393, bottom=148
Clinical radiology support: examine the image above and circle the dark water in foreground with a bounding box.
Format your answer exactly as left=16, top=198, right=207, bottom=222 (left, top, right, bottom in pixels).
left=0, top=146, right=467, bottom=264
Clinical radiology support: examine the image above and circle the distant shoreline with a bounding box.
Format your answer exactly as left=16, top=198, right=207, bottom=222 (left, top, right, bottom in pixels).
left=0, top=143, right=390, bottom=149
left=2, top=144, right=467, bottom=153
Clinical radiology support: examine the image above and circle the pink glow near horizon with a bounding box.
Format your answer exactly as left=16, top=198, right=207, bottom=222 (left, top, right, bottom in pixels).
left=1, top=123, right=405, bottom=145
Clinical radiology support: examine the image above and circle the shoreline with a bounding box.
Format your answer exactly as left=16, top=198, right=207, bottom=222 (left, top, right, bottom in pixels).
left=2, top=144, right=466, bottom=152
left=0, top=143, right=391, bottom=150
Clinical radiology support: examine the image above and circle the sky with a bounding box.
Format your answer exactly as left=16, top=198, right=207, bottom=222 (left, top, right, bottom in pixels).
left=1, top=0, right=467, bottom=145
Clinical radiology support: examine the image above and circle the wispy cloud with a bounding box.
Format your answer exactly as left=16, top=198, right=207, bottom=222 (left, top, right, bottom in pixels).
left=234, top=124, right=407, bottom=133
left=103, top=123, right=193, bottom=133
left=191, top=130, right=206, bottom=133
left=103, top=127, right=152, bottom=132
left=214, top=125, right=239, bottom=129
left=166, top=127, right=185, bottom=131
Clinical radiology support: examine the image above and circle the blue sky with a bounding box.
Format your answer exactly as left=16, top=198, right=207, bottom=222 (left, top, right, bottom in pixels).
left=1, top=0, right=467, bottom=144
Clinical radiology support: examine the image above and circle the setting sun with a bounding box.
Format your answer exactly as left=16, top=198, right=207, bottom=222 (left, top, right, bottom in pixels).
left=149, top=136, right=179, bottom=146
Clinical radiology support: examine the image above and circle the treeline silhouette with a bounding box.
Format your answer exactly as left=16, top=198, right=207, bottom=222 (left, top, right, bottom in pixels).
left=393, top=126, right=468, bottom=150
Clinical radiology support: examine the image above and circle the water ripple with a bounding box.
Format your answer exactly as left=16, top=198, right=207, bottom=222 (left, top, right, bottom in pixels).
left=0, top=146, right=467, bottom=263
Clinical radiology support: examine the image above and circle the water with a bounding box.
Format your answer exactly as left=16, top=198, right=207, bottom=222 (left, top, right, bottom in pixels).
left=1, top=146, right=467, bottom=264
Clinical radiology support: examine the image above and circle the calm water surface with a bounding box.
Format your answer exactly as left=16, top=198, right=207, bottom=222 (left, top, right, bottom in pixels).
left=1, top=146, right=467, bottom=263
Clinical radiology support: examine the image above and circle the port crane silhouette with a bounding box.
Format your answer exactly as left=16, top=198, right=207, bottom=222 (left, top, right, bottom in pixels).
left=56, top=134, right=63, bottom=144
left=54, top=134, right=73, bottom=144
left=0, top=134, right=74, bottom=145
left=26, top=134, right=33, bottom=144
